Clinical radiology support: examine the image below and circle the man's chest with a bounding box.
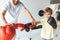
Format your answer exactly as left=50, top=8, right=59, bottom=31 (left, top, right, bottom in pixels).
left=8, top=5, right=22, bottom=18
left=10, top=6, right=20, bottom=13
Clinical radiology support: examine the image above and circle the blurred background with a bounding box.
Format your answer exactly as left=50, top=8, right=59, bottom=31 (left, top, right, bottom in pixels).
left=0, top=0, right=60, bottom=40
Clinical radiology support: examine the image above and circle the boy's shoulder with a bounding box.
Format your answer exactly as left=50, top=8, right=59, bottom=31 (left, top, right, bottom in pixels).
left=40, top=18, right=46, bottom=23
left=40, top=18, right=46, bottom=21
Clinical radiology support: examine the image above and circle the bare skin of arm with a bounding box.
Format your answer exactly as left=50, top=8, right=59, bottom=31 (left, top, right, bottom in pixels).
left=22, top=7, right=35, bottom=22
left=35, top=21, right=41, bottom=25
left=1, top=10, right=7, bottom=24
left=1, top=7, right=35, bottom=25
left=22, top=7, right=42, bottom=25
left=1, top=6, right=35, bottom=25
left=1, top=9, right=41, bottom=26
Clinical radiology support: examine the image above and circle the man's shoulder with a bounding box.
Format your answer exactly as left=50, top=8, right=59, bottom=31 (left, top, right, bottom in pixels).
left=5, top=1, right=11, bottom=6
left=20, top=2, right=23, bottom=4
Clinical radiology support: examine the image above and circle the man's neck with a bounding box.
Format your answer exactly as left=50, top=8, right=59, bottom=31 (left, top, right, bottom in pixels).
left=13, top=1, right=20, bottom=5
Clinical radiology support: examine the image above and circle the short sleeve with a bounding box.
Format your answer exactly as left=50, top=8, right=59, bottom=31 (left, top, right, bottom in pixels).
left=40, top=19, right=45, bottom=24
left=20, top=2, right=26, bottom=9
left=3, top=2, right=10, bottom=11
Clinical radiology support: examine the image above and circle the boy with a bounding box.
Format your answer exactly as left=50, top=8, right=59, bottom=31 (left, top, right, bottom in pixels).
left=34, top=7, right=57, bottom=40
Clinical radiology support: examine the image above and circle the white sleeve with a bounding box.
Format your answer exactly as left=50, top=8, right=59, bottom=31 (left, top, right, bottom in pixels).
left=40, top=19, right=45, bottom=24
left=20, top=2, right=26, bottom=9
left=3, top=2, right=10, bottom=11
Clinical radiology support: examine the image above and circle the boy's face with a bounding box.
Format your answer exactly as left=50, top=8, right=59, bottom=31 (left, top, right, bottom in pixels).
left=44, top=12, right=51, bottom=19
left=12, top=0, right=19, bottom=5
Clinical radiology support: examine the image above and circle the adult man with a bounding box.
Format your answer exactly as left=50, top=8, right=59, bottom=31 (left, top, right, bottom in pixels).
left=1, top=0, right=35, bottom=40
left=1, top=0, right=35, bottom=25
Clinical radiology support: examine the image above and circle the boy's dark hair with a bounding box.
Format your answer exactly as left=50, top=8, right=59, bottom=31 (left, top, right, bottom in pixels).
left=44, top=7, right=53, bottom=14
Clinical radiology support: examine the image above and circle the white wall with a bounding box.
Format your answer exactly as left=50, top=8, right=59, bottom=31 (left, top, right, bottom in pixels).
left=0, top=0, right=60, bottom=40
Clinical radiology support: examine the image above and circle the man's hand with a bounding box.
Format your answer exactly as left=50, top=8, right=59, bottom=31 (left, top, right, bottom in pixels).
left=32, top=20, right=36, bottom=26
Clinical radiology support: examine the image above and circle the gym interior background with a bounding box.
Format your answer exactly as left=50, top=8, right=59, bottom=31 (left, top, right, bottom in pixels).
left=0, top=0, right=60, bottom=40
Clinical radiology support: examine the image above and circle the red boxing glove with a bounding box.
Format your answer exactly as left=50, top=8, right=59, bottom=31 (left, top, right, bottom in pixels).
left=29, top=25, right=35, bottom=29
left=0, top=23, right=25, bottom=40
left=0, top=24, right=16, bottom=40
left=13, top=23, right=25, bottom=31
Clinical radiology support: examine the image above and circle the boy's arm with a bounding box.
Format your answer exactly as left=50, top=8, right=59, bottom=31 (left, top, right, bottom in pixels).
left=35, top=21, right=41, bottom=25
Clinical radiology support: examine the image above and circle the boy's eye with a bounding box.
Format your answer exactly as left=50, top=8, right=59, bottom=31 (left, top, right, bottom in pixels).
left=44, top=12, right=51, bottom=15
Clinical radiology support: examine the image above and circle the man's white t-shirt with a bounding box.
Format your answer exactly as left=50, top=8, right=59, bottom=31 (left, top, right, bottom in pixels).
left=3, top=1, right=26, bottom=23
left=3, top=1, right=27, bottom=40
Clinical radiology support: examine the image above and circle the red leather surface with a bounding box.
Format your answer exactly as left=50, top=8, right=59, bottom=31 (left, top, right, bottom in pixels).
left=0, top=23, right=25, bottom=40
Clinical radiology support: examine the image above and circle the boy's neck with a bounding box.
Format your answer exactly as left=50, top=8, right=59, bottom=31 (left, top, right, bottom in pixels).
left=46, top=17, right=52, bottom=20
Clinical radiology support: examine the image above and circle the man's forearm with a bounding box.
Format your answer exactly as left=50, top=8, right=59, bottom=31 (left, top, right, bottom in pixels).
left=24, top=8, right=35, bottom=21
left=1, top=10, right=7, bottom=24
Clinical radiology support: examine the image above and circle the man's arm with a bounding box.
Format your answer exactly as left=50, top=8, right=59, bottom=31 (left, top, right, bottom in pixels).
left=22, top=7, right=42, bottom=25
left=1, top=10, right=7, bottom=24
left=1, top=2, right=9, bottom=25
left=22, top=7, right=35, bottom=22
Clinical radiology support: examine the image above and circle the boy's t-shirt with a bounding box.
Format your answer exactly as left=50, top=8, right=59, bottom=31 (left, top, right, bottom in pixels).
left=40, top=18, right=54, bottom=39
